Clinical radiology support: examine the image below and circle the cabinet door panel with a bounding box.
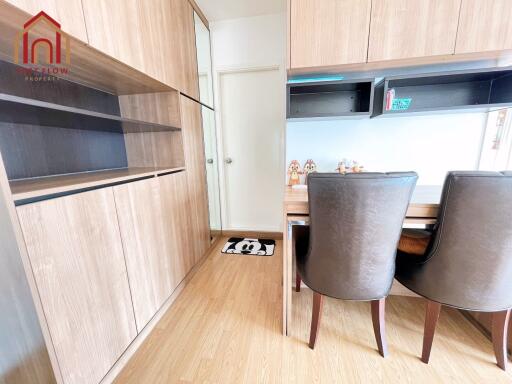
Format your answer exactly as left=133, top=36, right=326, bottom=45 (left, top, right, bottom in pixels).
left=180, top=96, right=210, bottom=264
left=455, top=0, right=512, bottom=54
left=159, top=171, right=194, bottom=283
left=113, top=177, right=175, bottom=330
left=17, top=188, right=137, bottom=384
left=290, top=0, right=371, bottom=68
left=368, top=0, right=461, bottom=62
left=5, top=0, right=88, bottom=42
left=174, top=0, right=200, bottom=99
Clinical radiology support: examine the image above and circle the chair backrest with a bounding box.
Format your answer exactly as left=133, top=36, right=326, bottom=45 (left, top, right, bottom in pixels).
left=302, top=172, right=417, bottom=300
left=415, top=171, right=512, bottom=311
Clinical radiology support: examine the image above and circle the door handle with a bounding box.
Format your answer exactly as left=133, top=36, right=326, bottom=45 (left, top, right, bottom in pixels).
left=225, top=157, right=233, bottom=164
left=207, top=158, right=214, bottom=164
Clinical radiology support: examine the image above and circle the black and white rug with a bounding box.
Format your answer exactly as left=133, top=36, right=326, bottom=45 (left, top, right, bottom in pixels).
left=221, top=238, right=275, bottom=256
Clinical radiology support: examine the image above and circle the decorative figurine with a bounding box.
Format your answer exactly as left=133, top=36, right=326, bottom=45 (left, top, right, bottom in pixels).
left=336, top=160, right=347, bottom=174
left=287, top=160, right=302, bottom=186
left=303, top=159, right=317, bottom=178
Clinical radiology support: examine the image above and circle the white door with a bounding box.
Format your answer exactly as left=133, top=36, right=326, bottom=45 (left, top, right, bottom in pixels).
left=219, top=68, right=284, bottom=232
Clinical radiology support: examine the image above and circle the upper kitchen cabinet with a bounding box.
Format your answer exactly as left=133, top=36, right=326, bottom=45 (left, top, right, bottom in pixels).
left=289, top=0, right=371, bottom=68
left=455, top=0, right=512, bottom=54
left=194, top=12, right=214, bottom=108
left=367, top=0, right=461, bottom=62
left=5, top=0, right=88, bottom=42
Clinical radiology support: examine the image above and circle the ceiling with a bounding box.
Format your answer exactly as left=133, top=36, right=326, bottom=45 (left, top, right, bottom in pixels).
left=195, top=0, right=285, bottom=22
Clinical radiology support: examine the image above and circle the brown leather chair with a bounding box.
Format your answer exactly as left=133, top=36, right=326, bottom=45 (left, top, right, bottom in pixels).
left=395, top=171, right=512, bottom=370
left=295, top=172, right=418, bottom=355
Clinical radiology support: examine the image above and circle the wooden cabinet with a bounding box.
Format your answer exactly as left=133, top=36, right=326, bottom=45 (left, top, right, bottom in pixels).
left=159, top=171, right=195, bottom=282
left=455, top=0, right=512, bottom=54
left=17, top=188, right=137, bottom=384
left=289, top=0, right=371, bottom=68
left=368, top=0, right=461, bottom=62
left=174, top=0, right=200, bottom=99
left=81, top=0, right=198, bottom=97
left=4, top=0, right=88, bottom=42
left=113, top=177, right=176, bottom=331
left=180, top=96, right=210, bottom=264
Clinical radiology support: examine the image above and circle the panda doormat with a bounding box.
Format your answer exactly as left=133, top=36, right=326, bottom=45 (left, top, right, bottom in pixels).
left=222, top=238, right=275, bottom=256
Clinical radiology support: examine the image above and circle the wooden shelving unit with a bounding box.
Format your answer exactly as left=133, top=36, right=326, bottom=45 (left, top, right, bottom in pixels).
left=10, top=166, right=185, bottom=203
left=287, top=79, right=375, bottom=120
left=372, top=67, right=512, bottom=117
left=0, top=93, right=180, bottom=133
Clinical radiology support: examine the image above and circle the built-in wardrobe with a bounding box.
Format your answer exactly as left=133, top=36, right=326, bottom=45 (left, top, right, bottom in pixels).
left=0, top=1, right=220, bottom=384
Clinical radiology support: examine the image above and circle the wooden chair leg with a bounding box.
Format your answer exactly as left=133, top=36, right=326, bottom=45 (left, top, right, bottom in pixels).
left=309, top=292, right=323, bottom=349
left=422, top=300, right=441, bottom=364
left=371, top=298, right=388, bottom=357
left=296, top=271, right=301, bottom=292
left=492, top=309, right=510, bottom=371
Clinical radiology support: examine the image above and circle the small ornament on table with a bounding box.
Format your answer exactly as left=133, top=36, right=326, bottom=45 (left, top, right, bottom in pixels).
left=302, top=159, right=317, bottom=180
left=287, top=160, right=302, bottom=186
left=336, top=160, right=347, bottom=174
left=351, top=161, right=364, bottom=173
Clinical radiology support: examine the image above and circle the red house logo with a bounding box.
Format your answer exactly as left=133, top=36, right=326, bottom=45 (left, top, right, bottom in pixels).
left=13, top=11, right=70, bottom=65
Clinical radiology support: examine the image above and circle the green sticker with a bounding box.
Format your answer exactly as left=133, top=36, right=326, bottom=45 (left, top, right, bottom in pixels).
left=391, top=98, right=412, bottom=111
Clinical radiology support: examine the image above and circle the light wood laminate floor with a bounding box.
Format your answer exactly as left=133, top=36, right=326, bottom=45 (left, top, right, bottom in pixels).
left=115, top=238, right=512, bottom=383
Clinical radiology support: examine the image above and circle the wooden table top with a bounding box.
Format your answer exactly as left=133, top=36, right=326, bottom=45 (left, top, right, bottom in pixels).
left=284, top=185, right=442, bottom=219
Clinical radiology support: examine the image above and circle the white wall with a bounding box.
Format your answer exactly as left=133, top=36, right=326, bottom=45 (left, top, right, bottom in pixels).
left=287, top=112, right=487, bottom=185
left=210, top=13, right=286, bottom=231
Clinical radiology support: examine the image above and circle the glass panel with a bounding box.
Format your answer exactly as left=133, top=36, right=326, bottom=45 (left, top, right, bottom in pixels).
left=202, top=106, right=222, bottom=231
left=194, top=13, right=214, bottom=108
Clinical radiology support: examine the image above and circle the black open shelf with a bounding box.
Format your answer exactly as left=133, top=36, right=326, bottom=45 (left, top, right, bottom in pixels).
left=0, top=93, right=180, bottom=133
left=372, top=67, right=512, bottom=117
left=287, top=79, right=374, bottom=120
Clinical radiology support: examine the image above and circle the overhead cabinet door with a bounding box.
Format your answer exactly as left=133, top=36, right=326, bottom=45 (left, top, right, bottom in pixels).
left=367, top=0, right=461, bottom=62
left=290, top=0, right=371, bottom=68
left=17, top=188, right=137, bottom=384
left=455, top=0, right=512, bottom=54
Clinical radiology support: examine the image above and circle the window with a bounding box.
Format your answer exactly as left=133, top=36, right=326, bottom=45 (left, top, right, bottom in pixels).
left=479, top=109, right=512, bottom=171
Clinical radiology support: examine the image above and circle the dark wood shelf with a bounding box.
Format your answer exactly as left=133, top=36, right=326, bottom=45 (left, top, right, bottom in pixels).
left=372, top=67, right=512, bottom=117
left=0, top=93, right=180, bottom=133
left=10, top=166, right=185, bottom=203
left=287, top=79, right=374, bottom=120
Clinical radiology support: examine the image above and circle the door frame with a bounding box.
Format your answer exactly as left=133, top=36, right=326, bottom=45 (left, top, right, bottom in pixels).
left=214, top=65, right=285, bottom=231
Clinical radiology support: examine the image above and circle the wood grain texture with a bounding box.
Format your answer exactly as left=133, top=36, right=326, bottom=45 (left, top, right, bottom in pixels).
left=113, top=177, right=176, bottom=331
left=17, top=188, right=137, bottom=384
left=174, top=0, right=200, bottom=99
left=119, top=92, right=181, bottom=128
left=368, top=0, right=461, bottom=62
left=159, top=171, right=195, bottom=284
left=456, top=0, right=512, bottom=54
left=0, top=153, right=56, bottom=384
left=5, top=0, right=88, bottom=42
left=0, top=1, right=171, bottom=94
left=180, top=96, right=210, bottom=265
left=114, top=238, right=512, bottom=384
left=120, top=91, right=185, bottom=170
left=290, top=0, right=371, bottom=68
left=10, top=166, right=184, bottom=202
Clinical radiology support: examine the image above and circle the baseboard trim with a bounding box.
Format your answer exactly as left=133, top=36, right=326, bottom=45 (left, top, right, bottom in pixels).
left=100, top=242, right=216, bottom=384
left=221, top=230, right=283, bottom=240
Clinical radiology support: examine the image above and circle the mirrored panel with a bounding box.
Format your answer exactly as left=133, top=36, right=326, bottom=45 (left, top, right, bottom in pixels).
left=194, top=13, right=214, bottom=108
left=202, top=106, right=221, bottom=232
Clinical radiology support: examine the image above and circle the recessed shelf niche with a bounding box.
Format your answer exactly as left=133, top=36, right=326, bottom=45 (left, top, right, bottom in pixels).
left=286, top=79, right=375, bottom=120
